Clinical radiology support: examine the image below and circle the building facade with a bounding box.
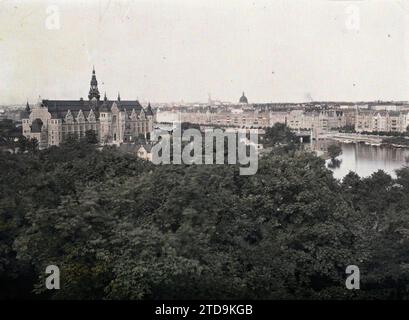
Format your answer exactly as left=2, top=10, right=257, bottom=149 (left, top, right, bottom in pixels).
left=22, top=68, right=155, bottom=148
left=156, top=106, right=347, bottom=132
left=355, top=111, right=409, bottom=133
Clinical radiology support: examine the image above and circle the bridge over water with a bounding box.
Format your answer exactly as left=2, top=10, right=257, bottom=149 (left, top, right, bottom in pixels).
left=317, top=132, right=384, bottom=144
left=292, top=130, right=388, bottom=144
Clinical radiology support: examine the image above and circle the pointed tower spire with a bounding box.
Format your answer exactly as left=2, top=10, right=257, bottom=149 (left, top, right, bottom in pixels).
left=88, top=67, right=100, bottom=100
left=25, top=101, right=30, bottom=113
left=146, top=102, right=154, bottom=116
left=117, top=92, right=121, bottom=101
left=104, top=92, right=107, bottom=101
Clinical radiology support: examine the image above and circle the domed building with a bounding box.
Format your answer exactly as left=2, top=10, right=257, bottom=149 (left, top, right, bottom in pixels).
left=239, top=92, right=248, bottom=104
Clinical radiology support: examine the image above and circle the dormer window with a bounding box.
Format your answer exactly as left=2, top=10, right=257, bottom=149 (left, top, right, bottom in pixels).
left=65, top=110, right=74, bottom=123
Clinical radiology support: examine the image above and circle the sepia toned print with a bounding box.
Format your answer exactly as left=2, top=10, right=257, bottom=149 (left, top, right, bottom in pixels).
left=1, top=0, right=409, bottom=303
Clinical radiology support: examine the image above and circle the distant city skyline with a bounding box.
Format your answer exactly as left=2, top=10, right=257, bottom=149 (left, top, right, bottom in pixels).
left=1, top=0, right=409, bottom=105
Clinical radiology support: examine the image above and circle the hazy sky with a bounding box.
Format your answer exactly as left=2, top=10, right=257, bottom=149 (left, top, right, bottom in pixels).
left=1, top=0, right=409, bottom=104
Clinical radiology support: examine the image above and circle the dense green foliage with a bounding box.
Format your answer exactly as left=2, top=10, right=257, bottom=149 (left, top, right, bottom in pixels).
left=327, top=144, right=342, bottom=160
left=1, top=121, right=409, bottom=299
left=0, top=120, right=38, bottom=153
left=264, top=123, right=299, bottom=148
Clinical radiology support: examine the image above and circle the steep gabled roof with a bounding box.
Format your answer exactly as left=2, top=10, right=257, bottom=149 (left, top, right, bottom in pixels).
left=42, top=99, right=143, bottom=119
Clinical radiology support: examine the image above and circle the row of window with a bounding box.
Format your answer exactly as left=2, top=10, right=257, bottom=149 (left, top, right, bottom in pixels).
left=64, top=119, right=96, bottom=123
left=100, top=113, right=149, bottom=119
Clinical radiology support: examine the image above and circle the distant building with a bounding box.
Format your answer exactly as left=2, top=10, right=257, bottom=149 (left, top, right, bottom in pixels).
left=239, top=92, right=248, bottom=104
left=136, top=144, right=153, bottom=161
left=171, top=107, right=270, bottom=128
left=286, top=109, right=346, bottom=133
left=155, top=101, right=409, bottom=134
left=371, top=105, right=400, bottom=112
left=119, top=143, right=153, bottom=161
left=156, top=105, right=346, bottom=132
left=269, top=111, right=288, bottom=126
left=22, top=68, right=155, bottom=148
left=355, top=111, right=409, bottom=133
left=0, top=107, right=24, bottom=122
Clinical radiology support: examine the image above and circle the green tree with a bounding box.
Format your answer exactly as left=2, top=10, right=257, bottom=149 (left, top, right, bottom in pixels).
left=0, top=119, right=21, bottom=151
left=327, top=144, right=342, bottom=160
left=4, top=135, right=409, bottom=299
left=83, top=130, right=98, bottom=144
left=264, top=123, right=299, bottom=149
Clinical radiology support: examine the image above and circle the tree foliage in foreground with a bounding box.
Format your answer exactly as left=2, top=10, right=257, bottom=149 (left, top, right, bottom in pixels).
left=327, top=144, right=342, bottom=160
left=1, top=127, right=409, bottom=299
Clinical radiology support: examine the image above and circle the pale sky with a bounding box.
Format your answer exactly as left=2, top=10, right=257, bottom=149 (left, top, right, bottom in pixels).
left=1, top=0, right=409, bottom=104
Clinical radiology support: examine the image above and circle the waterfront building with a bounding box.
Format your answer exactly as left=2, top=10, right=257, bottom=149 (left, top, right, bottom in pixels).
left=286, top=110, right=346, bottom=133
left=355, top=111, right=409, bottom=133
left=155, top=104, right=347, bottom=132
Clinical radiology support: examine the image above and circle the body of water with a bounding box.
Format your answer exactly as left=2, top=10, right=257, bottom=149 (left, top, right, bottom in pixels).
left=324, top=142, right=409, bottom=180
